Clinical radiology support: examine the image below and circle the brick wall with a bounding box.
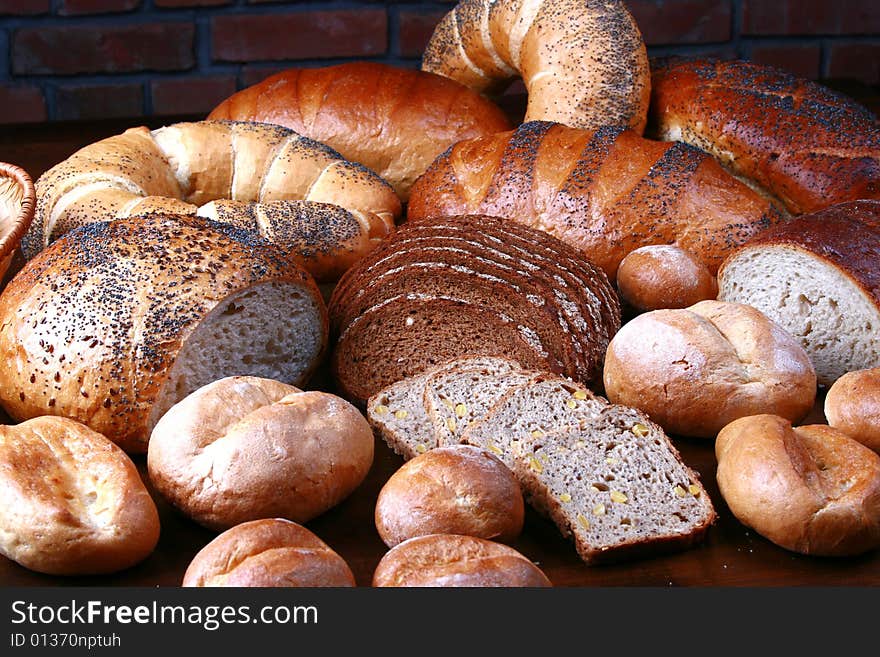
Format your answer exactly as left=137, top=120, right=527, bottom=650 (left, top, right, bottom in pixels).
left=0, top=0, right=878, bottom=124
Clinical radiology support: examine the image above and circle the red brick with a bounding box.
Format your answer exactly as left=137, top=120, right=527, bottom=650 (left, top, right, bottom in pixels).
left=13, top=23, right=195, bottom=76
left=151, top=76, right=238, bottom=117
left=626, top=0, right=731, bottom=45
left=399, top=10, right=446, bottom=58
left=749, top=43, right=822, bottom=80
left=59, top=0, right=140, bottom=15
left=0, top=0, right=48, bottom=14
left=827, top=42, right=880, bottom=85
left=743, top=0, right=880, bottom=36
left=0, top=85, right=47, bottom=124
left=155, top=0, right=230, bottom=7
left=55, top=83, right=144, bottom=121
left=211, top=10, right=387, bottom=62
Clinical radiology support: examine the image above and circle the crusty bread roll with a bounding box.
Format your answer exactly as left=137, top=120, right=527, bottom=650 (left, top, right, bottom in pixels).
left=182, top=519, right=355, bottom=587
left=372, top=534, right=552, bottom=587
left=649, top=57, right=880, bottom=215
left=374, top=445, right=524, bottom=547
left=825, top=368, right=880, bottom=454
left=616, top=245, right=718, bottom=312
left=716, top=415, right=880, bottom=557
left=26, top=120, right=401, bottom=281
left=717, top=200, right=880, bottom=386
left=603, top=300, right=817, bottom=438
left=207, top=62, right=512, bottom=201
left=407, top=121, right=782, bottom=279
left=0, top=214, right=328, bottom=453
left=0, top=416, right=160, bottom=575
left=148, top=376, right=374, bottom=530
left=422, top=0, right=650, bottom=133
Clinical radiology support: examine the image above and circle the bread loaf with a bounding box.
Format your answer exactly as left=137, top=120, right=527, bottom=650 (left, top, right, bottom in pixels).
left=825, top=368, right=880, bottom=453
left=649, top=57, right=880, bottom=215
left=182, top=519, right=356, bottom=587
left=329, top=214, right=620, bottom=405
left=27, top=120, right=401, bottom=281
left=0, top=162, right=34, bottom=281
left=716, top=415, right=880, bottom=557
left=374, top=444, right=524, bottom=547
left=602, top=301, right=817, bottom=438
left=717, top=200, right=880, bottom=386
left=148, top=376, right=374, bottom=530
left=0, top=416, right=160, bottom=575
left=422, top=0, right=650, bottom=133
left=0, top=214, right=328, bottom=453
left=372, top=534, right=552, bottom=587
left=407, top=121, right=782, bottom=278
left=616, top=244, right=717, bottom=312
left=207, top=62, right=512, bottom=201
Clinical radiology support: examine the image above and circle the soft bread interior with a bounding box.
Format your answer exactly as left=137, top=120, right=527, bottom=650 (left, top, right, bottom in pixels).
left=149, top=281, right=324, bottom=428
left=718, top=246, right=880, bottom=385
left=0, top=177, right=23, bottom=240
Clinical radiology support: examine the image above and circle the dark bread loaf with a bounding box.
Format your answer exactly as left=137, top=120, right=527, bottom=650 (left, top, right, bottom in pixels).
left=408, top=121, right=782, bottom=278
left=208, top=62, right=512, bottom=201
left=330, top=215, right=620, bottom=405
left=717, top=199, right=880, bottom=386
left=649, top=57, right=880, bottom=215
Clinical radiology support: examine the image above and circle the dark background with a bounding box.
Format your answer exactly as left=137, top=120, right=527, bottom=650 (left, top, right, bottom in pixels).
left=0, top=0, right=878, bottom=125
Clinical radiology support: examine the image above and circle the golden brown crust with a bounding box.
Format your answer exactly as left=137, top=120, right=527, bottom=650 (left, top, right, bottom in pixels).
left=407, top=122, right=781, bottom=278
left=207, top=62, right=512, bottom=201
left=372, top=534, right=552, bottom=587
left=825, top=368, right=880, bottom=454
left=0, top=416, right=160, bottom=575
left=422, top=0, right=650, bottom=133
left=616, top=244, right=718, bottom=312
left=649, top=58, right=880, bottom=215
left=0, top=214, right=328, bottom=453
left=716, top=415, right=880, bottom=556
left=147, top=376, right=374, bottom=530
left=374, top=445, right=524, bottom=547
left=603, top=300, right=817, bottom=438
left=182, top=519, right=356, bottom=587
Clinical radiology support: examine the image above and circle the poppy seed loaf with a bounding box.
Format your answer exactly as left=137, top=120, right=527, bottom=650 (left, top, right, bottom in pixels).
left=329, top=215, right=621, bottom=405
left=0, top=213, right=328, bottom=453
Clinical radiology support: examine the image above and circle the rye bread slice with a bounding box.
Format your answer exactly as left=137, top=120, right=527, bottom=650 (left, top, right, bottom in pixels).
left=366, top=356, right=522, bottom=460
left=512, top=408, right=716, bottom=565
left=423, top=366, right=536, bottom=447
left=332, top=296, right=557, bottom=405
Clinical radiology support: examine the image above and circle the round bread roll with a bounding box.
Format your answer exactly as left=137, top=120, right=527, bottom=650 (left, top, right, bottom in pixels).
left=372, top=534, right=552, bottom=587
left=603, top=300, right=817, bottom=438
left=716, top=415, right=880, bottom=557
left=0, top=214, right=328, bottom=454
left=182, top=518, right=355, bottom=587
left=0, top=416, right=160, bottom=575
left=825, top=368, right=880, bottom=453
left=148, top=376, right=374, bottom=530
left=375, top=445, right=524, bottom=547
left=616, top=245, right=718, bottom=312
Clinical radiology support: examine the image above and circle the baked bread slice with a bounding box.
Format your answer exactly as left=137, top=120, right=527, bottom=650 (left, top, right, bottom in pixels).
left=513, top=409, right=716, bottom=564
left=367, top=356, right=521, bottom=459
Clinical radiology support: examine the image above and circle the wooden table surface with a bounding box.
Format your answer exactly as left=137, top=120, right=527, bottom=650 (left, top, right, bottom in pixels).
left=1, top=89, right=879, bottom=588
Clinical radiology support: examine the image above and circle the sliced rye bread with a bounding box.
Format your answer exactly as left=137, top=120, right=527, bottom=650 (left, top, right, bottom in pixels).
left=423, top=367, right=536, bottom=447
left=512, top=408, right=716, bottom=565
left=367, top=356, right=522, bottom=459
left=332, top=296, right=556, bottom=405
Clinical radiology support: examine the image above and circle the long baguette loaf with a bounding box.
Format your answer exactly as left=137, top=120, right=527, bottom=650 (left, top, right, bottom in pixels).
left=649, top=58, right=880, bottom=215
left=407, top=121, right=782, bottom=278
left=422, top=0, right=650, bottom=133
left=207, top=62, right=512, bottom=201
left=26, top=120, right=402, bottom=281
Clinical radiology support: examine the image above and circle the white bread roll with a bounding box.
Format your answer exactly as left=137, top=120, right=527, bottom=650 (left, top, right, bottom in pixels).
left=825, top=368, right=880, bottom=453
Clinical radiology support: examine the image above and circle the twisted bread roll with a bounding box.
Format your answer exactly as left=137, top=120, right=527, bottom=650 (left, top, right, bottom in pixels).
left=422, top=0, right=650, bottom=133
left=649, top=58, right=880, bottom=215
left=27, top=120, right=401, bottom=281
left=207, top=62, right=513, bottom=201
left=407, top=121, right=782, bottom=278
